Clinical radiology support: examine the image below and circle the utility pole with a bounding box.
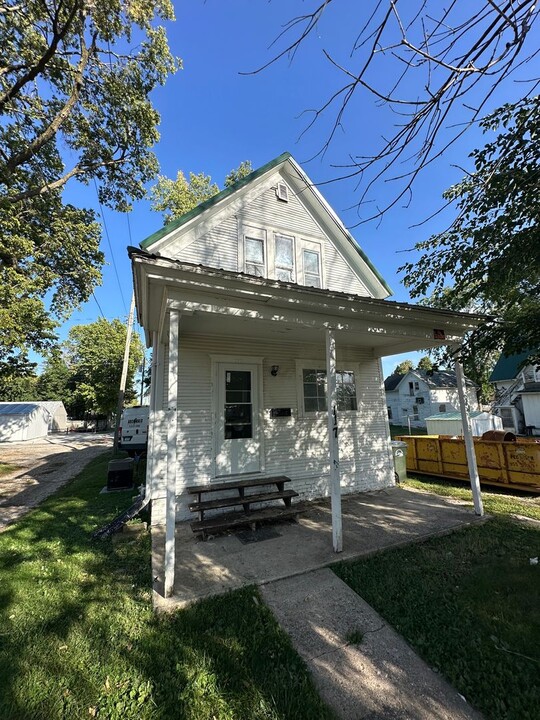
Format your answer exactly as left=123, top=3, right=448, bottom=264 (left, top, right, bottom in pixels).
left=113, top=293, right=136, bottom=453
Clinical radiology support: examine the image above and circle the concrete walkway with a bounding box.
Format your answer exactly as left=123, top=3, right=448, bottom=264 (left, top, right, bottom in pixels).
left=262, top=568, right=483, bottom=720
left=153, top=486, right=484, bottom=608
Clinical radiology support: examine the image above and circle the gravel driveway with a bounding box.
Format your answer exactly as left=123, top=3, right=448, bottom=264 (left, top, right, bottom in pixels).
left=0, top=432, right=113, bottom=530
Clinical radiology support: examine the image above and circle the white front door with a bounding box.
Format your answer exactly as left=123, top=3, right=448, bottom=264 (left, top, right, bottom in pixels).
left=215, top=363, right=261, bottom=477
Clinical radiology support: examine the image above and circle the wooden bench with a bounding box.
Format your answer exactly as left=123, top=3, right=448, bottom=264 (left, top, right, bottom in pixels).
left=186, top=475, right=300, bottom=537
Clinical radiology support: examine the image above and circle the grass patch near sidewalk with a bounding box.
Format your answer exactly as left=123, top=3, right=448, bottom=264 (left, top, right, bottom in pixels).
left=0, top=462, right=19, bottom=478
left=0, top=452, right=333, bottom=720
left=404, top=474, right=540, bottom=521
left=334, top=515, right=540, bottom=720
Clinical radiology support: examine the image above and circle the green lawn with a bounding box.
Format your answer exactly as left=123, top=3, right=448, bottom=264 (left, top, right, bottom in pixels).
left=0, top=462, right=18, bottom=477
left=389, top=424, right=427, bottom=438
left=334, top=476, right=540, bottom=720
left=0, top=452, right=333, bottom=720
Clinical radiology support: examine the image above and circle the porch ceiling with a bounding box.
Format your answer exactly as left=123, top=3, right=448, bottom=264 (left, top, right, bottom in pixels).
left=130, top=250, right=486, bottom=357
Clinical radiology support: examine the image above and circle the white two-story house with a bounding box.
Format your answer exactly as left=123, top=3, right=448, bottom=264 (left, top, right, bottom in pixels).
left=490, top=350, right=540, bottom=435
left=130, top=153, right=485, bottom=595
left=385, top=369, right=479, bottom=427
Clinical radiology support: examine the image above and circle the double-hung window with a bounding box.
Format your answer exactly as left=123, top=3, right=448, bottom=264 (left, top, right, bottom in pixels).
left=275, top=234, right=295, bottom=282
left=303, top=249, right=321, bottom=287
left=245, top=232, right=265, bottom=277
left=301, top=368, right=357, bottom=413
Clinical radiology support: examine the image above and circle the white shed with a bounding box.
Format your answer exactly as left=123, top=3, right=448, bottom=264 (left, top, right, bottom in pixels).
left=37, top=401, right=68, bottom=433
left=425, top=411, right=503, bottom=437
left=0, top=403, right=50, bottom=442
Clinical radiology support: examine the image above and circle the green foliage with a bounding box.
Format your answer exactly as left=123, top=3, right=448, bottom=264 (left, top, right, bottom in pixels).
left=416, top=356, right=433, bottom=372
left=0, top=355, right=38, bottom=401
left=151, top=170, right=219, bottom=223
left=0, top=453, right=333, bottom=719
left=65, top=319, right=144, bottom=416
left=334, top=517, right=540, bottom=720
left=393, top=359, right=413, bottom=375
left=35, top=356, right=72, bottom=403
left=224, top=160, right=253, bottom=187
left=0, top=0, right=179, bottom=362
left=402, top=96, right=540, bottom=366
left=151, top=160, right=253, bottom=223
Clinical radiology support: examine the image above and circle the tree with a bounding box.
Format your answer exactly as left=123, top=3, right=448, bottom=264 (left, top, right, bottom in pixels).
left=0, top=1, right=179, bottom=363
left=0, top=356, right=37, bottom=402
left=151, top=161, right=253, bottom=222
left=257, top=2, right=538, bottom=221
left=401, top=97, right=540, bottom=367
left=35, top=356, right=72, bottom=403
left=394, top=360, right=413, bottom=376
left=417, top=356, right=433, bottom=373
left=64, top=319, right=144, bottom=417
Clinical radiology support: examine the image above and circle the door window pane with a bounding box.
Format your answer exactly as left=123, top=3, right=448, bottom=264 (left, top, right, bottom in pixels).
left=225, top=370, right=253, bottom=439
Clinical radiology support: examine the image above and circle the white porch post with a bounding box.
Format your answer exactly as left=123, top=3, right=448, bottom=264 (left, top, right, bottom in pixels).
left=326, top=328, right=343, bottom=552
left=145, top=331, right=158, bottom=500
left=454, top=349, right=484, bottom=516
left=164, top=310, right=180, bottom=597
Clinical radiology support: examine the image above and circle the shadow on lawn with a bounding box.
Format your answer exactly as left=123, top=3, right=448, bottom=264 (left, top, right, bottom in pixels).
left=0, top=452, right=331, bottom=720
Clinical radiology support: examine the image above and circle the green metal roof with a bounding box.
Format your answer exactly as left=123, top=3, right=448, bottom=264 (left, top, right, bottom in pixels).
left=141, top=152, right=292, bottom=249
left=425, top=411, right=484, bottom=421
left=489, top=350, right=534, bottom=382
left=139, top=152, right=392, bottom=295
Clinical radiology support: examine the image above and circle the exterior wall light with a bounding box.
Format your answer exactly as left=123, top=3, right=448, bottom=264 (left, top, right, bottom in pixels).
left=271, top=365, right=279, bottom=376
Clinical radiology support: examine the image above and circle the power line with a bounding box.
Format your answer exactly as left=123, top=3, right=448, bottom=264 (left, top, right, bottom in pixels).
left=93, top=179, right=128, bottom=314
left=92, top=291, right=106, bottom=319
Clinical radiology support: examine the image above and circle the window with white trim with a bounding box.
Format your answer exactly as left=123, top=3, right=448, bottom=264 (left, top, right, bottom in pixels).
left=245, top=235, right=265, bottom=277
left=439, top=404, right=447, bottom=413
left=301, top=368, right=357, bottom=413
left=274, top=234, right=295, bottom=282
left=303, top=249, right=321, bottom=287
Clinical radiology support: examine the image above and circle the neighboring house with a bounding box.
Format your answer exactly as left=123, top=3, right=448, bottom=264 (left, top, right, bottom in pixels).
left=384, top=369, right=479, bottom=427
left=130, top=152, right=484, bottom=591
left=0, top=403, right=50, bottom=442
left=490, top=350, right=540, bottom=435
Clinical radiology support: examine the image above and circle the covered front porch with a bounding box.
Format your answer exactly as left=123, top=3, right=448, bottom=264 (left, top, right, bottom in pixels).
left=131, top=249, right=486, bottom=598
left=152, top=485, right=485, bottom=610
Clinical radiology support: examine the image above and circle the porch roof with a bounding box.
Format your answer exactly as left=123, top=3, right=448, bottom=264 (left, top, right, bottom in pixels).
left=129, top=248, right=486, bottom=357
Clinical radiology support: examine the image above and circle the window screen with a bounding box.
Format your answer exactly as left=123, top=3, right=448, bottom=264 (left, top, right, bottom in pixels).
left=303, top=249, right=321, bottom=287
left=275, top=234, right=294, bottom=282
left=302, top=369, right=357, bottom=412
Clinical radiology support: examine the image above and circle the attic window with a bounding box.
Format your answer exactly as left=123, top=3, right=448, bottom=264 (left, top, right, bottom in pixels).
left=276, top=182, right=289, bottom=202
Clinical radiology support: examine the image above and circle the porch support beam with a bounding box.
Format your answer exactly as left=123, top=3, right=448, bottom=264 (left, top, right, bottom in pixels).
left=164, top=310, right=180, bottom=597
left=145, top=331, right=159, bottom=501
left=326, top=328, right=343, bottom=552
left=454, top=349, right=484, bottom=516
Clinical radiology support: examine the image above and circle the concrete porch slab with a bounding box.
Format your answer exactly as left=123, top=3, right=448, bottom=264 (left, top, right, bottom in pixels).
left=152, top=486, right=486, bottom=610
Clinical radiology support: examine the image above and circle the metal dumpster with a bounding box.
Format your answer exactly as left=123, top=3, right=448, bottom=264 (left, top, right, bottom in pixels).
left=391, top=440, right=408, bottom=483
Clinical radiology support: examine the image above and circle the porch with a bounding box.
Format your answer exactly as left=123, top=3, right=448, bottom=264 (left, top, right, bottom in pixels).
left=152, top=485, right=485, bottom=610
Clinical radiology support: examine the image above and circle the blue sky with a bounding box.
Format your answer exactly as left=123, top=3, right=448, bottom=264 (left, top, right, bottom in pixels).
left=55, top=1, right=539, bottom=379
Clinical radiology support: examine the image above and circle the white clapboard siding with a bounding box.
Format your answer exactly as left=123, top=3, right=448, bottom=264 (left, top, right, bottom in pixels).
left=150, top=333, right=394, bottom=524
left=169, top=180, right=371, bottom=297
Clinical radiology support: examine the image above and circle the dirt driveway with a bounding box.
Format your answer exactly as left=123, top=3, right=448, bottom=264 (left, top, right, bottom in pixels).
left=0, top=432, right=113, bottom=530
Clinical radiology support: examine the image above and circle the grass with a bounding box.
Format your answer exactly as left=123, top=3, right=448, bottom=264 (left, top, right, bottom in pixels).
left=0, top=451, right=333, bottom=720
left=334, top=476, right=540, bottom=720
left=404, top=473, right=540, bottom=521
left=389, top=424, right=427, bottom=438
left=0, top=463, right=18, bottom=478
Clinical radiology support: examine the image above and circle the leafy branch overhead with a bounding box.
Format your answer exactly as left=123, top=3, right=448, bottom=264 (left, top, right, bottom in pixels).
left=256, top=1, right=538, bottom=222
left=0, top=1, right=179, bottom=366
left=401, top=96, right=540, bottom=365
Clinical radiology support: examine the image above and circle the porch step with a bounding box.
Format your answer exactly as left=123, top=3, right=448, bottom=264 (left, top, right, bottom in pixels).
left=190, top=505, right=301, bottom=536
left=189, top=489, right=298, bottom=514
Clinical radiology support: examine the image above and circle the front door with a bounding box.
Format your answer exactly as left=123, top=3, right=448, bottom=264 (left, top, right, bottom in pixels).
left=215, top=363, right=261, bottom=477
